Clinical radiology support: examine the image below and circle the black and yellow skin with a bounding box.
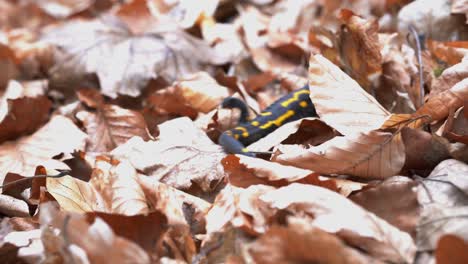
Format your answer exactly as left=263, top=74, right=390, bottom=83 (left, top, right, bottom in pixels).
left=219, top=85, right=317, bottom=156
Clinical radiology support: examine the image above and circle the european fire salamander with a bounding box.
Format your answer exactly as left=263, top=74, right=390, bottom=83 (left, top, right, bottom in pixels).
left=219, top=85, right=317, bottom=156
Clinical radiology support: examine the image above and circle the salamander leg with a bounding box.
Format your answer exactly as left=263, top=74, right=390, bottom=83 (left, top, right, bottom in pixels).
left=218, top=132, right=255, bottom=157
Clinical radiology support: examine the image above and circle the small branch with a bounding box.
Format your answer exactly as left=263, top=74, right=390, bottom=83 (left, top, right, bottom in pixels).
left=0, top=170, right=70, bottom=189
left=408, top=25, right=425, bottom=109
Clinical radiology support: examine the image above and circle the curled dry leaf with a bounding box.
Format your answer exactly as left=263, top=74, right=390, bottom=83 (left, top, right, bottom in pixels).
left=205, top=184, right=276, bottom=235
left=350, top=176, right=420, bottom=237
left=273, top=130, right=406, bottom=179
left=248, top=118, right=337, bottom=153
left=338, top=9, right=382, bottom=90
left=260, top=183, right=416, bottom=263
left=308, top=54, right=390, bottom=135
left=136, top=175, right=211, bottom=228
left=112, top=117, right=225, bottom=191
left=0, top=80, right=51, bottom=144
left=248, top=223, right=373, bottom=264
left=413, top=78, right=468, bottom=122
left=222, top=155, right=363, bottom=196
left=47, top=160, right=149, bottom=215
left=0, top=115, right=87, bottom=184
left=149, top=72, right=229, bottom=116
left=444, top=106, right=468, bottom=144
left=39, top=203, right=150, bottom=263
left=76, top=104, right=152, bottom=152
left=430, top=56, right=468, bottom=96
left=428, top=40, right=468, bottom=66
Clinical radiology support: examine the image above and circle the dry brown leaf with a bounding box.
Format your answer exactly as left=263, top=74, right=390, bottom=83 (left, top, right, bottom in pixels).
left=222, top=155, right=363, bottom=196
left=205, top=184, right=276, bottom=235
left=451, top=0, right=468, bottom=23
left=111, top=117, right=225, bottom=191
left=401, top=127, right=450, bottom=170
left=0, top=80, right=51, bottom=144
left=417, top=159, right=468, bottom=207
left=428, top=40, right=468, bottom=66
left=42, top=16, right=228, bottom=98
left=417, top=204, right=468, bottom=251
left=37, top=0, right=95, bottom=18
left=249, top=222, right=374, bottom=264
left=39, top=203, right=150, bottom=263
left=0, top=44, right=18, bottom=88
left=136, top=175, right=211, bottom=227
left=0, top=115, right=87, bottom=184
left=430, top=56, right=468, bottom=95
left=413, top=78, right=468, bottom=122
left=2, top=229, right=43, bottom=263
left=260, top=184, right=416, bottom=263
left=350, top=176, right=420, bottom=237
left=436, top=235, right=468, bottom=264
left=76, top=104, right=151, bottom=152
left=248, top=118, right=337, bottom=153
left=149, top=72, right=229, bottom=116
left=47, top=160, right=149, bottom=215
left=443, top=106, right=468, bottom=144
left=338, top=9, right=382, bottom=90
left=308, top=54, right=390, bottom=135
left=273, top=130, right=405, bottom=179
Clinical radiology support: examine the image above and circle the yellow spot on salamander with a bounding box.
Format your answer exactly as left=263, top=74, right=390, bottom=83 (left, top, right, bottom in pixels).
left=234, top=126, right=249, bottom=138
left=241, top=148, right=249, bottom=153
left=251, top=121, right=259, bottom=126
left=280, top=90, right=310, bottom=107
left=260, top=112, right=272, bottom=116
left=299, top=101, right=308, bottom=107
left=234, top=134, right=239, bottom=139
left=259, top=110, right=295, bottom=130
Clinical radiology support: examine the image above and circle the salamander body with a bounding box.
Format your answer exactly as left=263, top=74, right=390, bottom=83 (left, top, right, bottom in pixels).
left=219, top=85, right=317, bottom=156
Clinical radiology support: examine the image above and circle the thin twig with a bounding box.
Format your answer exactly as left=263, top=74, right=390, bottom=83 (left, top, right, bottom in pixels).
left=408, top=25, right=425, bottom=109
left=0, top=170, right=70, bottom=189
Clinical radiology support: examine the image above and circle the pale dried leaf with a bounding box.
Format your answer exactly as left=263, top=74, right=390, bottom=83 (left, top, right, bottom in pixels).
left=414, top=78, right=468, bottom=122
left=308, top=54, right=389, bottom=135
left=431, top=56, right=468, bottom=95
left=39, top=203, right=150, bottom=263
left=76, top=104, right=151, bottom=152
left=37, top=0, right=94, bottom=18
left=273, top=130, right=405, bottom=179
left=0, top=115, right=87, bottom=183
left=112, top=117, right=225, bottom=191
left=261, top=183, right=416, bottom=263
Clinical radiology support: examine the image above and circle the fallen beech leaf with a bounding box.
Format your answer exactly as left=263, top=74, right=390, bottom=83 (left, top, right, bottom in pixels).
left=0, top=80, right=51, bottom=144
left=0, top=44, right=18, bottom=88
left=39, top=203, right=150, bottom=263
left=0, top=194, right=30, bottom=217
left=76, top=104, right=152, bottom=152
left=43, top=16, right=227, bottom=98
left=436, top=235, right=468, bottom=264
left=222, top=155, right=363, bottom=196
left=249, top=223, right=373, bottom=264
left=248, top=118, right=337, bottom=153
left=260, top=184, right=416, bottom=263
left=37, top=0, right=95, bottom=18
left=398, top=0, right=467, bottom=41
left=428, top=40, right=468, bottom=66
left=0, top=115, right=87, bottom=184
left=112, top=117, right=225, bottom=191
left=417, top=159, right=468, bottom=207
left=2, top=229, right=43, bottom=263
left=149, top=72, right=229, bottom=116
left=205, top=184, right=276, bottom=235
left=430, top=56, right=468, bottom=95
left=136, top=175, right=211, bottom=226
left=47, top=160, right=149, bottom=215
left=308, top=54, right=390, bottom=135
left=338, top=9, right=382, bottom=90
left=417, top=204, right=468, bottom=251
left=413, top=78, right=468, bottom=122
left=350, top=176, right=420, bottom=237
left=402, top=128, right=450, bottom=169
left=451, top=0, right=468, bottom=23
left=201, top=20, right=245, bottom=64
left=273, top=130, right=405, bottom=179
